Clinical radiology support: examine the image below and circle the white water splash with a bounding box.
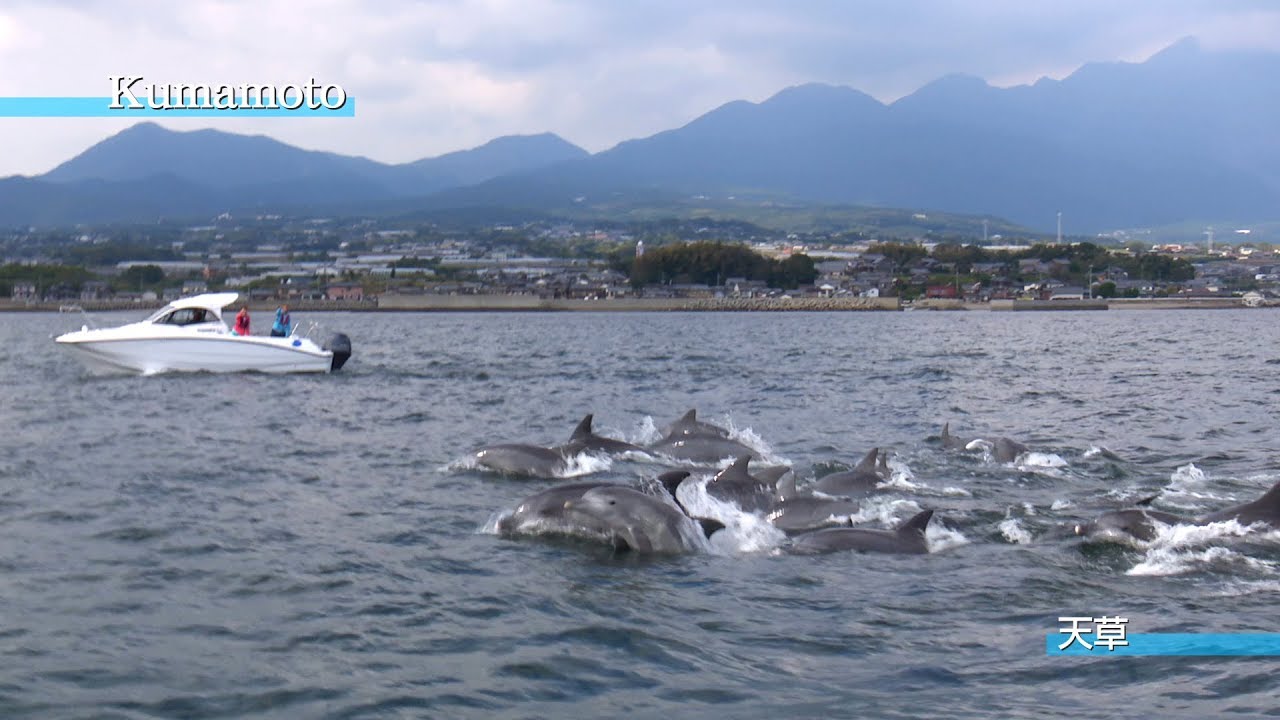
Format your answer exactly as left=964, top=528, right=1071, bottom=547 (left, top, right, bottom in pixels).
left=878, top=456, right=924, bottom=492
left=559, top=453, right=614, bottom=477
left=1158, top=463, right=1231, bottom=509
left=1169, top=463, right=1209, bottom=491
left=444, top=455, right=482, bottom=473
left=876, top=457, right=971, bottom=497
left=1129, top=545, right=1275, bottom=577
left=478, top=510, right=507, bottom=535
left=1051, top=498, right=1074, bottom=511
left=1019, top=452, right=1067, bottom=469
left=999, top=518, right=1033, bottom=544
left=675, top=474, right=787, bottom=555
left=847, top=496, right=922, bottom=526
left=1014, top=452, right=1069, bottom=478
left=1127, top=520, right=1280, bottom=577
left=727, top=425, right=790, bottom=467
left=443, top=450, right=613, bottom=478
left=926, top=519, right=970, bottom=553
left=633, top=416, right=663, bottom=445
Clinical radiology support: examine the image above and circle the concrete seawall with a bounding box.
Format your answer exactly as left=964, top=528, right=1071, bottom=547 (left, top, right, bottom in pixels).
left=376, top=294, right=902, bottom=312
left=2, top=295, right=1262, bottom=313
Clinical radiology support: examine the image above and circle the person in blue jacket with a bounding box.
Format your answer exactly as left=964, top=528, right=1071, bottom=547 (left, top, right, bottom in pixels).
left=271, top=304, right=292, bottom=337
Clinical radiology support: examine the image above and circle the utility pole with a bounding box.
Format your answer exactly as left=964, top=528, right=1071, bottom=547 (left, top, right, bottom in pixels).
left=982, top=219, right=989, bottom=244
left=1057, top=212, right=1062, bottom=245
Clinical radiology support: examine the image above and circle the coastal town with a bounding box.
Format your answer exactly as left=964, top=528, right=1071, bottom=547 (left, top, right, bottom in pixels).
left=2, top=214, right=1276, bottom=310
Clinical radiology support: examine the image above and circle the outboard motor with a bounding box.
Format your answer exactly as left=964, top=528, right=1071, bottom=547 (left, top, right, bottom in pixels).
left=323, top=332, right=352, bottom=372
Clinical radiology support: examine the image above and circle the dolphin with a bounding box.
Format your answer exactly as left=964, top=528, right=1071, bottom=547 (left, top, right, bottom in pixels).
left=704, top=455, right=783, bottom=513
left=940, top=423, right=973, bottom=450
left=497, top=470, right=693, bottom=538
left=993, top=437, right=1029, bottom=463
left=788, top=510, right=935, bottom=555
left=659, top=408, right=731, bottom=439
left=1198, top=479, right=1280, bottom=527
left=496, top=481, right=617, bottom=536
left=647, top=434, right=760, bottom=464
left=1074, top=480, right=1280, bottom=544
left=1073, top=506, right=1193, bottom=543
left=767, top=475, right=861, bottom=534
left=473, top=443, right=574, bottom=478
left=562, top=414, right=645, bottom=455
left=474, top=414, right=641, bottom=477
left=942, top=424, right=1027, bottom=462
left=811, top=448, right=888, bottom=497
left=877, top=450, right=891, bottom=478
left=752, top=464, right=793, bottom=486
left=564, top=485, right=726, bottom=554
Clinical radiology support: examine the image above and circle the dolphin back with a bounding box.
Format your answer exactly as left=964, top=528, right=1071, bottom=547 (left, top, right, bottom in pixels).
left=1199, top=479, right=1280, bottom=527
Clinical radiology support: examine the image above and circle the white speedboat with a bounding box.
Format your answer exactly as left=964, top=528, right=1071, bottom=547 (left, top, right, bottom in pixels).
left=55, top=292, right=352, bottom=375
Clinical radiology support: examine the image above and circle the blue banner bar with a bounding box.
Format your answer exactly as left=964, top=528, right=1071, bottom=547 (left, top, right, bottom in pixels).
left=1047, top=633, right=1280, bottom=656
left=0, top=97, right=355, bottom=117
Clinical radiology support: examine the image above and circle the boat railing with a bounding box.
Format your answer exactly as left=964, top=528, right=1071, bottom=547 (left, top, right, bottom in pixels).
left=294, top=319, right=325, bottom=342
left=56, top=304, right=107, bottom=331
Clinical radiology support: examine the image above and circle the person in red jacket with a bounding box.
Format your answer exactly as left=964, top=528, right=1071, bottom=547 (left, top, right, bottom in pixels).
left=232, top=305, right=251, bottom=336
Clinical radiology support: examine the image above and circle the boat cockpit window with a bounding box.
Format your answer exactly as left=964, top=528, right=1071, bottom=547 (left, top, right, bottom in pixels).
left=155, top=307, right=217, bottom=326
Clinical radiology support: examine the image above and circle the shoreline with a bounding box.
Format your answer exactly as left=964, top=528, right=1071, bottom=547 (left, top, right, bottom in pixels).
left=0, top=296, right=1260, bottom=313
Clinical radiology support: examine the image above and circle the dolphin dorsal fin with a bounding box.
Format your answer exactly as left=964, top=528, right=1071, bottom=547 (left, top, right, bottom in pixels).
left=776, top=474, right=798, bottom=501
left=1255, top=479, right=1280, bottom=508
left=570, top=414, right=594, bottom=442
left=942, top=423, right=951, bottom=441
left=854, top=447, right=878, bottom=473
left=713, top=455, right=752, bottom=484
left=876, top=451, right=890, bottom=476
left=656, top=470, right=691, bottom=501
left=694, top=517, right=726, bottom=539
left=896, top=509, right=935, bottom=537
left=682, top=409, right=697, bottom=423
left=1134, top=494, right=1161, bottom=507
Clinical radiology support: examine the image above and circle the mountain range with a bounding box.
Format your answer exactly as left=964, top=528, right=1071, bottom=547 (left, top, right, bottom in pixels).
left=5, top=37, right=1279, bottom=233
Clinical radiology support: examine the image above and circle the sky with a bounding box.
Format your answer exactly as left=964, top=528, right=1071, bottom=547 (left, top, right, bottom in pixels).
left=1, top=0, right=1279, bottom=177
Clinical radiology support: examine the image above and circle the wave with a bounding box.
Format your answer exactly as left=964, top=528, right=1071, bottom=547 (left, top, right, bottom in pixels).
left=1127, top=520, right=1280, bottom=577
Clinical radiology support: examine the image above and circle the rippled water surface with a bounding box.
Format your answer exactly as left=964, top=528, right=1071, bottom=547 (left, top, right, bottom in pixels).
left=3, top=308, right=1279, bottom=718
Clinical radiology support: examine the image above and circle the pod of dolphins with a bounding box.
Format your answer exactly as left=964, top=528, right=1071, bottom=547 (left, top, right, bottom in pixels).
left=473, top=413, right=1280, bottom=556
left=476, top=409, right=931, bottom=556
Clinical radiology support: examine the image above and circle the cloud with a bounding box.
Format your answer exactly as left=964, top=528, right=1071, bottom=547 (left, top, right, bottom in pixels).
left=0, top=1, right=1277, bottom=176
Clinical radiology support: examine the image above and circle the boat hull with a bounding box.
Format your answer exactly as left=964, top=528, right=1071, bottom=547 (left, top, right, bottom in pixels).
left=56, top=334, right=334, bottom=375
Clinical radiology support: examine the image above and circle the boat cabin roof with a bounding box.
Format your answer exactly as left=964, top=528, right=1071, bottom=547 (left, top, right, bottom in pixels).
left=169, top=292, right=240, bottom=311
left=145, top=292, right=240, bottom=324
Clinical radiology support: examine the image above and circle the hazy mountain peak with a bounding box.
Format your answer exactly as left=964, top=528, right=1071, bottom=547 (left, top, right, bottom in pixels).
left=762, top=82, right=884, bottom=111
left=10, top=37, right=1280, bottom=232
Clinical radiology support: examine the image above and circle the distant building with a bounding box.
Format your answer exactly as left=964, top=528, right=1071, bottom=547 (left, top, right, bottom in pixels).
left=326, top=283, right=364, bottom=301
left=80, top=281, right=110, bottom=301
left=11, top=281, right=36, bottom=301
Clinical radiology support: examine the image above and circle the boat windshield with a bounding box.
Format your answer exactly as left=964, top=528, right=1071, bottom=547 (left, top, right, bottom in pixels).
left=150, top=307, right=222, bottom=326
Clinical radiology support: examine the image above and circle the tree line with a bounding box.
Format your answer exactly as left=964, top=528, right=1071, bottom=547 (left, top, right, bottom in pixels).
left=613, top=241, right=817, bottom=289
left=872, top=241, right=1196, bottom=282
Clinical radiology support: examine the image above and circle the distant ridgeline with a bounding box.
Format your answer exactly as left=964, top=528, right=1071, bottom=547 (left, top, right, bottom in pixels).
left=6, top=38, right=1280, bottom=230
